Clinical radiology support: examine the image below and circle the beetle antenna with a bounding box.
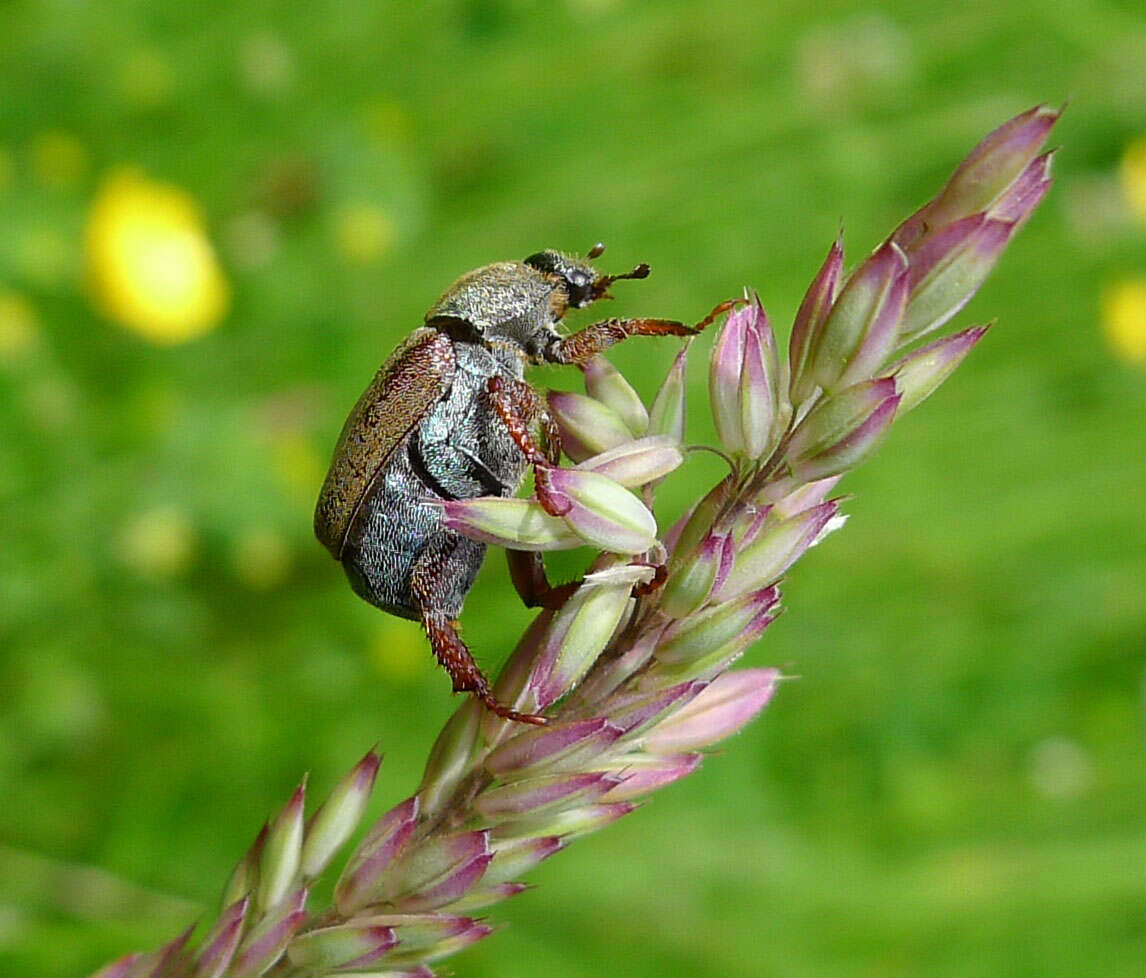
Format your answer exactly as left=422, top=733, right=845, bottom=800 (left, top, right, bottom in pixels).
left=592, top=262, right=650, bottom=298
left=586, top=241, right=606, bottom=259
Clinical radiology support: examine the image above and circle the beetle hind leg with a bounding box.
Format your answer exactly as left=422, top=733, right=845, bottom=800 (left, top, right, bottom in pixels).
left=411, top=534, right=547, bottom=725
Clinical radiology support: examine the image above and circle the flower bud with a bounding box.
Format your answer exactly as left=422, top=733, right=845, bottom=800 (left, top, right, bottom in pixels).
left=608, top=680, right=706, bottom=738
left=368, top=913, right=476, bottom=954
left=665, top=479, right=729, bottom=563
left=593, top=752, right=703, bottom=801
left=905, top=104, right=1060, bottom=243
left=575, top=435, right=684, bottom=488
left=286, top=921, right=398, bottom=971
left=644, top=668, right=779, bottom=753
left=709, top=296, right=782, bottom=458
left=476, top=771, right=619, bottom=819
left=302, top=749, right=380, bottom=879
left=899, top=214, right=1012, bottom=343
left=486, top=717, right=623, bottom=778
left=583, top=355, right=649, bottom=435
left=544, top=467, right=657, bottom=555
left=258, top=778, right=305, bottom=910
left=566, top=621, right=668, bottom=707
left=385, top=923, right=494, bottom=967
left=990, top=151, right=1054, bottom=229
left=811, top=241, right=908, bottom=392
left=442, top=496, right=583, bottom=551
left=658, top=533, right=723, bottom=619
left=126, top=926, right=193, bottom=978
left=90, top=956, right=142, bottom=978
left=383, top=830, right=492, bottom=911
left=652, top=586, right=780, bottom=681
left=450, top=882, right=530, bottom=912
left=529, top=578, right=632, bottom=708
left=790, top=237, right=844, bottom=405
left=714, top=502, right=840, bottom=602
left=890, top=324, right=989, bottom=413
left=492, top=801, right=637, bottom=841
left=647, top=343, right=690, bottom=441
left=335, top=796, right=420, bottom=914
left=192, top=896, right=248, bottom=978
left=222, top=823, right=266, bottom=910
left=787, top=378, right=901, bottom=482
left=771, top=475, right=842, bottom=519
left=547, top=390, right=633, bottom=462
left=481, top=612, right=553, bottom=742
left=419, top=698, right=484, bottom=817
left=231, top=887, right=308, bottom=978
left=483, top=836, right=565, bottom=884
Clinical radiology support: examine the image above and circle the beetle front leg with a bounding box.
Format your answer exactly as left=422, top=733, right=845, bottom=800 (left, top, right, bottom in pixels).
left=411, top=536, right=546, bottom=725
left=549, top=299, right=744, bottom=366
left=487, top=375, right=568, bottom=515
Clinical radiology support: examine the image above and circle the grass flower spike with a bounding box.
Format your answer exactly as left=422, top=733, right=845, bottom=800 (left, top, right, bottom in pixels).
left=93, top=104, right=1057, bottom=978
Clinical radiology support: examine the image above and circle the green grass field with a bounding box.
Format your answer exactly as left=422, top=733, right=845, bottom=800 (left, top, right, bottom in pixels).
left=2, top=2, right=1145, bottom=976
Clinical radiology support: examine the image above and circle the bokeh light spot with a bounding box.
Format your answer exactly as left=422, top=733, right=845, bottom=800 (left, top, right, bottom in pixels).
left=1100, top=277, right=1146, bottom=364
left=240, top=33, right=295, bottom=97
left=232, top=526, right=293, bottom=591
left=333, top=203, right=396, bottom=266
left=115, top=503, right=198, bottom=579
left=1119, top=136, right=1146, bottom=224
left=0, top=291, right=40, bottom=365
left=1028, top=736, right=1093, bottom=800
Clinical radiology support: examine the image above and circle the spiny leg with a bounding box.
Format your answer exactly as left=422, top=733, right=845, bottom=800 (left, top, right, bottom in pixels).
left=487, top=374, right=567, bottom=516
left=411, top=534, right=546, bottom=725
left=550, top=299, right=745, bottom=366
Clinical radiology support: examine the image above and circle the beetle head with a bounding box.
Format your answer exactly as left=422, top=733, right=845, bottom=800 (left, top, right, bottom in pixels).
left=524, top=245, right=651, bottom=310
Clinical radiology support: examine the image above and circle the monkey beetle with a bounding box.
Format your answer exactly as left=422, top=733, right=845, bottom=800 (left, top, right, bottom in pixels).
left=315, top=244, right=733, bottom=724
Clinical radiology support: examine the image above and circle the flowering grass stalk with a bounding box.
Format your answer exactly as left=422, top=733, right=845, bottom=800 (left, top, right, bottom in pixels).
left=92, top=105, right=1058, bottom=978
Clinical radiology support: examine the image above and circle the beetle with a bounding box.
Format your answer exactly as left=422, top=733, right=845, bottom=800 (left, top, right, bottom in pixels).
left=315, top=245, right=733, bottom=723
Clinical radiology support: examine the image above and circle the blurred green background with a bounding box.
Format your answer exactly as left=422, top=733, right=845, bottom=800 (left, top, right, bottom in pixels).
left=2, top=1, right=1145, bottom=976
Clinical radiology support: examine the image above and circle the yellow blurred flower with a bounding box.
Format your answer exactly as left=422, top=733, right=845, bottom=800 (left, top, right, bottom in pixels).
left=31, top=130, right=88, bottom=189
left=85, top=168, right=230, bottom=344
left=368, top=618, right=429, bottom=682
left=1119, top=136, right=1146, bottom=223
left=1101, top=277, right=1146, bottom=364
left=0, top=290, right=40, bottom=365
left=232, top=526, right=293, bottom=591
left=115, top=504, right=198, bottom=579
left=333, top=203, right=395, bottom=266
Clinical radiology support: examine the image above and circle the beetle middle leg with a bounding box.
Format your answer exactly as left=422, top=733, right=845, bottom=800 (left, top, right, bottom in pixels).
left=550, top=299, right=744, bottom=366
left=506, top=549, right=582, bottom=610
left=411, top=533, right=546, bottom=725
left=486, top=374, right=569, bottom=517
